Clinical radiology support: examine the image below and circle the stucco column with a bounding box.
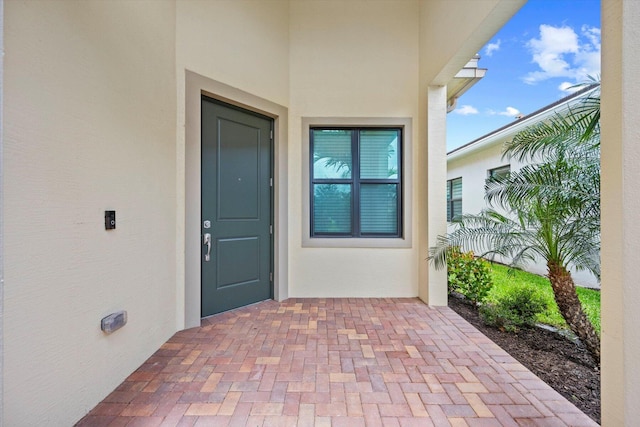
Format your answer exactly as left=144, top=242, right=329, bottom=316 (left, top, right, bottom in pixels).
left=0, top=1, right=4, bottom=424
left=601, top=0, right=640, bottom=425
left=419, top=85, right=448, bottom=306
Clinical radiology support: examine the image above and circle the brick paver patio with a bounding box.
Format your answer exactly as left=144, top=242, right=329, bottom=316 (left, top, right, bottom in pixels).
left=76, top=298, right=598, bottom=426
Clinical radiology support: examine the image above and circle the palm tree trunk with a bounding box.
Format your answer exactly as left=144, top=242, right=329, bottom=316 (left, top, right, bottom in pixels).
left=547, top=261, right=600, bottom=363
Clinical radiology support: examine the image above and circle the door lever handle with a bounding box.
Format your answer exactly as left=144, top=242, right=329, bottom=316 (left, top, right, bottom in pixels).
left=203, top=233, right=212, bottom=262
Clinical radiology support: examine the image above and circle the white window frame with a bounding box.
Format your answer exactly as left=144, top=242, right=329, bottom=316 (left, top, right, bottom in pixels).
left=446, top=177, right=462, bottom=222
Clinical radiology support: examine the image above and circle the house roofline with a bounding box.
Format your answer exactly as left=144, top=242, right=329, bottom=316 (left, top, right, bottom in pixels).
left=447, top=84, right=599, bottom=159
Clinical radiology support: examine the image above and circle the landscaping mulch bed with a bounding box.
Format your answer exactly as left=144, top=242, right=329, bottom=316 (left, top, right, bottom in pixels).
left=448, top=296, right=601, bottom=424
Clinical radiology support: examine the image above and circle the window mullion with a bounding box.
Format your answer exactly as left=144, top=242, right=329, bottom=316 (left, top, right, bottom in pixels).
left=398, top=129, right=402, bottom=236
left=310, top=130, right=315, bottom=234
left=352, top=130, right=360, bottom=237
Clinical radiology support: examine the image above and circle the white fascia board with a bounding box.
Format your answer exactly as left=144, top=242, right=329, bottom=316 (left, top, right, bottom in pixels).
left=453, top=68, right=487, bottom=79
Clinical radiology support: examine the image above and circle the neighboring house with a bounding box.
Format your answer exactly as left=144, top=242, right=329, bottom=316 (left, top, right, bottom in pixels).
left=447, top=86, right=600, bottom=288
left=0, top=1, right=638, bottom=426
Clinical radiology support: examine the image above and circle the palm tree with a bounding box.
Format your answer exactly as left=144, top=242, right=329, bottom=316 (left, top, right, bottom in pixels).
left=431, top=82, right=601, bottom=362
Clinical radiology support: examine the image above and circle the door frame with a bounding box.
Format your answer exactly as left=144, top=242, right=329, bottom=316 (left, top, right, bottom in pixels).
left=183, top=70, right=289, bottom=328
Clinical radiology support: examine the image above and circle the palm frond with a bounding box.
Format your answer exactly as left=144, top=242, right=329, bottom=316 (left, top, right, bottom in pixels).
left=502, top=85, right=600, bottom=164
left=485, top=159, right=599, bottom=219
left=429, top=210, right=540, bottom=270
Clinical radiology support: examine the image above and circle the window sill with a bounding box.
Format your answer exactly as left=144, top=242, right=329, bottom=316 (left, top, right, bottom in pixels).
left=302, top=236, right=411, bottom=249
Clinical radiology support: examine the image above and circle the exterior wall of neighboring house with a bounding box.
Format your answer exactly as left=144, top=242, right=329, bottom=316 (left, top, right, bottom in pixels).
left=448, top=142, right=506, bottom=216
left=446, top=88, right=600, bottom=288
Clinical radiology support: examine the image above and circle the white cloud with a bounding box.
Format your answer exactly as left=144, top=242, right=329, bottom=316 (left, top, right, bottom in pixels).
left=581, top=25, right=601, bottom=49
left=453, top=105, right=479, bottom=115
left=488, top=106, right=521, bottom=117
left=484, top=40, right=501, bottom=57
left=558, top=81, right=582, bottom=93
left=523, top=24, right=601, bottom=85
left=574, top=25, right=601, bottom=80
left=500, top=106, right=521, bottom=117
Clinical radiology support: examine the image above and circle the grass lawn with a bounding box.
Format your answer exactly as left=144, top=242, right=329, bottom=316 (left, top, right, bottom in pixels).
left=487, top=263, right=601, bottom=334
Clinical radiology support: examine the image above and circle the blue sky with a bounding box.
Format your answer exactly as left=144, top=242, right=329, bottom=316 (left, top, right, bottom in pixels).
left=446, top=0, right=601, bottom=151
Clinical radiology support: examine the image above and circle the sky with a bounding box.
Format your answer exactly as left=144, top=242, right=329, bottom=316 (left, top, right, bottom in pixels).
left=446, top=0, right=601, bottom=151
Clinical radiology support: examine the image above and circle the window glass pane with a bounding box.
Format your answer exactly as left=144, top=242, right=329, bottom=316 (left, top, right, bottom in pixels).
left=360, top=184, right=398, bottom=234
left=451, top=178, right=462, bottom=199
left=452, top=200, right=462, bottom=220
left=313, top=184, right=352, bottom=234
left=447, top=202, right=452, bottom=222
left=360, top=130, right=399, bottom=179
left=313, top=130, right=352, bottom=179
left=446, top=181, right=451, bottom=201
left=488, top=165, right=510, bottom=180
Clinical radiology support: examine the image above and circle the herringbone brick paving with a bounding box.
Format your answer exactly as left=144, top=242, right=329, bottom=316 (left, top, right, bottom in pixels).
left=76, top=298, right=598, bottom=426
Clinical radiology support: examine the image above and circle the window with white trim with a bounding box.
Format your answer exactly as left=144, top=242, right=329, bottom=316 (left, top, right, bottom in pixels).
left=310, top=128, right=402, bottom=238
left=446, top=177, right=462, bottom=222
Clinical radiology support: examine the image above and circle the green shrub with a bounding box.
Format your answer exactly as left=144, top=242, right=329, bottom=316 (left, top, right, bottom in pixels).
left=489, top=263, right=601, bottom=334
left=478, top=303, right=522, bottom=332
left=480, top=284, right=548, bottom=332
left=446, top=247, right=492, bottom=304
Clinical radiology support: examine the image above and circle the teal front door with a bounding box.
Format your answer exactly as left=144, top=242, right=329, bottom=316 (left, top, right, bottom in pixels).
left=201, top=96, right=273, bottom=317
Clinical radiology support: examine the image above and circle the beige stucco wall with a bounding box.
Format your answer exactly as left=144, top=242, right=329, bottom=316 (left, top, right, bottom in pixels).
left=287, top=0, right=420, bottom=297
left=423, top=86, right=449, bottom=305
left=176, top=0, right=290, bottom=109
left=601, top=0, right=640, bottom=425
left=3, top=1, right=177, bottom=425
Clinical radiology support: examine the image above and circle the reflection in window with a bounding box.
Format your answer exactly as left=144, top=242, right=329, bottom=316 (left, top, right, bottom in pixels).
left=311, top=128, right=402, bottom=237
left=313, top=184, right=352, bottom=234
left=488, top=164, right=510, bottom=181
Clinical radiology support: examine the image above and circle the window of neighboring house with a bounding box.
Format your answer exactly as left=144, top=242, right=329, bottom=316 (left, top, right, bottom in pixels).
left=310, top=128, right=402, bottom=237
left=446, top=177, right=462, bottom=222
left=488, top=164, right=511, bottom=180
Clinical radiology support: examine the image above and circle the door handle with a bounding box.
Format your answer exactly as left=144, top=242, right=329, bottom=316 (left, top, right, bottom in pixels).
left=203, top=233, right=212, bottom=262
